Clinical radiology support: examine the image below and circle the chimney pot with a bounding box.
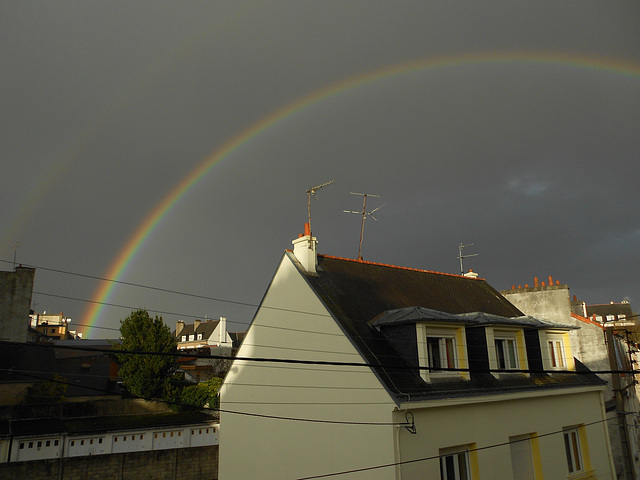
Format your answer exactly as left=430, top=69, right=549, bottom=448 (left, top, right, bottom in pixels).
left=548, top=275, right=553, bottom=285
left=541, top=281, right=546, bottom=287
left=534, top=277, right=539, bottom=287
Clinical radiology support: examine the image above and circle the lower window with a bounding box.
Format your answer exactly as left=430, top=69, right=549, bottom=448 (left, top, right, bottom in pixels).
left=563, top=427, right=584, bottom=473
left=439, top=447, right=471, bottom=480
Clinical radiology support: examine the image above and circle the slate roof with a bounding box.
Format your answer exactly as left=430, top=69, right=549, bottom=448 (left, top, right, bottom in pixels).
left=294, top=253, right=605, bottom=404
left=175, top=320, right=220, bottom=341
left=586, top=302, right=635, bottom=320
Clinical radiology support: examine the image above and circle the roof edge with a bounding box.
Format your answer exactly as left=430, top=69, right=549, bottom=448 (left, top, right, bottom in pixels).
left=317, top=254, right=486, bottom=280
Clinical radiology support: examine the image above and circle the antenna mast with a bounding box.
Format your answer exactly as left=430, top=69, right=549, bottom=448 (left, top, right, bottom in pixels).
left=306, top=180, right=335, bottom=235
left=13, top=242, right=20, bottom=270
left=458, top=242, right=478, bottom=275
left=343, top=192, right=384, bottom=261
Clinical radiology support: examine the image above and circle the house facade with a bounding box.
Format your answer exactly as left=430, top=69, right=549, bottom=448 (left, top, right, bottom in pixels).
left=174, top=318, right=236, bottom=382
left=502, top=279, right=640, bottom=480
left=219, top=226, right=615, bottom=480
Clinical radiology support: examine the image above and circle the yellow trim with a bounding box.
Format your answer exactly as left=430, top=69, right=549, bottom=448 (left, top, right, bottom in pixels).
left=530, top=434, right=544, bottom=480
left=516, top=330, right=529, bottom=372
left=577, top=425, right=592, bottom=472
left=563, top=332, right=575, bottom=371
left=468, top=443, right=480, bottom=480
left=455, top=327, right=470, bottom=380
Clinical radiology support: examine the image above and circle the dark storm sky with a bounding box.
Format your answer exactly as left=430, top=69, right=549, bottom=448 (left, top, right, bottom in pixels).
left=1, top=2, right=639, bottom=337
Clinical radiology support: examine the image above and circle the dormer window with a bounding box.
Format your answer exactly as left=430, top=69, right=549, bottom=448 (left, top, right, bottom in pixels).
left=542, top=331, right=573, bottom=370
left=486, top=328, right=527, bottom=375
left=427, top=336, right=456, bottom=371
left=189, top=334, right=195, bottom=341
left=495, top=338, right=518, bottom=370
left=181, top=335, right=186, bottom=342
left=417, top=324, right=468, bottom=382
left=197, top=333, right=203, bottom=340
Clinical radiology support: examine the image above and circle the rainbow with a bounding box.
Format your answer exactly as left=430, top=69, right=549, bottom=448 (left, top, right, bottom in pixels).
left=82, top=51, right=640, bottom=337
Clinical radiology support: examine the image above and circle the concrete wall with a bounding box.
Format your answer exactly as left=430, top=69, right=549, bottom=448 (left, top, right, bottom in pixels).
left=501, top=284, right=640, bottom=480
left=219, top=253, right=397, bottom=480
left=0, top=267, right=35, bottom=343
left=501, top=285, right=611, bottom=375
left=0, top=445, right=218, bottom=480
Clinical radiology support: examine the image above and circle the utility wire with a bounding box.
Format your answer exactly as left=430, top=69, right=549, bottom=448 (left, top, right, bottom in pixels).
left=295, top=416, right=620, bottom=479
left=30, top=289, right=637, bottom=361
left=3, top=340, right=639, bottom=376
left=14, top=258, right=639, bottom=339
left=10, top=369, right=405, bottom=427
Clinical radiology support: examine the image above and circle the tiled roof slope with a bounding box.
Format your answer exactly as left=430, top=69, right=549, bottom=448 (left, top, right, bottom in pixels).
left=297, top=253, right=605, bottom=404
left=310, top=254, right=523, bottom=321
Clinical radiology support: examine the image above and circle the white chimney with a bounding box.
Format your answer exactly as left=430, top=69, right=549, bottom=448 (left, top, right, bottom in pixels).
left=219, top=316, right=226, bottom=344
left=292, top=223, right=318, bottom=274
left=463, top=269, right=478, bottom=278
left=176, top=320, right=185, bottom=337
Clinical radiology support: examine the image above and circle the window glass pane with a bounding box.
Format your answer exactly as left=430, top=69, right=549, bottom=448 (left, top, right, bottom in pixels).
left=440, top=452, right=469, bottom=480
left=442, top=455, right=455, bottom=480
left=428, top=337, right=442, bottom=369
left=564, top=432, right=574, bottom=472
left=496, top=339, right=506, bottom=368
left=549, top=341, right=557, bottom=367
left=457, top=452, right=468, bottom=479
left=563, top=429, right=583, bottom=473
left=555, top=341, right=565, bottom=367
left=444, top=338, right=455, bottom=368
left=506, top=340, right=517, bottom=368
left=571, top=432, right=581, bottom=471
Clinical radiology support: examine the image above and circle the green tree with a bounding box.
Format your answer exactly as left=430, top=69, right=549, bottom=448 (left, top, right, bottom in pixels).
left=179, top=377, right=223, bottom=410
left=115, top=309, right=178, bottom=400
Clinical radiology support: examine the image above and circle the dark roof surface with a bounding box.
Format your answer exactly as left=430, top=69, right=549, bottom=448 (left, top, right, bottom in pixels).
left=296, top=253, right=605, bottom=404
left=6, top=412, right=216, bottom=437
left=586, top=302, right=635, bottom=318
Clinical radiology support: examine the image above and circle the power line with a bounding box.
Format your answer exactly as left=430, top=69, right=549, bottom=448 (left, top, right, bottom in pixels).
left=13, top=258, right=638, bottom=350
left=3, top=340, right=639, bottom=376
left=31, top=288, right=636, bottom=361
left=295, top=416, right=620, bottom=479
left=9, top=369, right=405, bottom=428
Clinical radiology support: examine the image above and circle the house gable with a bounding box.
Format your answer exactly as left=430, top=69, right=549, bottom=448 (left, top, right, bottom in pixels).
left=219, top=253, right=397, bottom=480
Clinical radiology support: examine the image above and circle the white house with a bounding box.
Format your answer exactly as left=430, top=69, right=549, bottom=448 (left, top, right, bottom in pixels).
left=219, top=225, right=615, bottom=480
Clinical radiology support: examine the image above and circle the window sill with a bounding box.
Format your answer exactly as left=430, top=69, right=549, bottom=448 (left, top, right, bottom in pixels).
left=567, top=469, right=596, bottom=480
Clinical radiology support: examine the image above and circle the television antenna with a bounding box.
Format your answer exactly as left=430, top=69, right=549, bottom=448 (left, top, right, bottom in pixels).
left=306, top=180, right=335, bottom=235
left=13, top=241, right=20, bottom=269
left=343, top=192, right=384, bottom=261
left=457, top=242, right=478, bottom=275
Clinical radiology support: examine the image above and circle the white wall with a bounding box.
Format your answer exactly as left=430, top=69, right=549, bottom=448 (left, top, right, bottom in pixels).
left=397, top=389, right=614, bottom=480
left=219, top=254, right=397, bottom=480
left=6, top=423, right=219, bottom=463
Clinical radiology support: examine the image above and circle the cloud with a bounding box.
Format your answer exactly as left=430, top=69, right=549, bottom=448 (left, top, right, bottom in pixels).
left=506, top=176, right=553, bottom=197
